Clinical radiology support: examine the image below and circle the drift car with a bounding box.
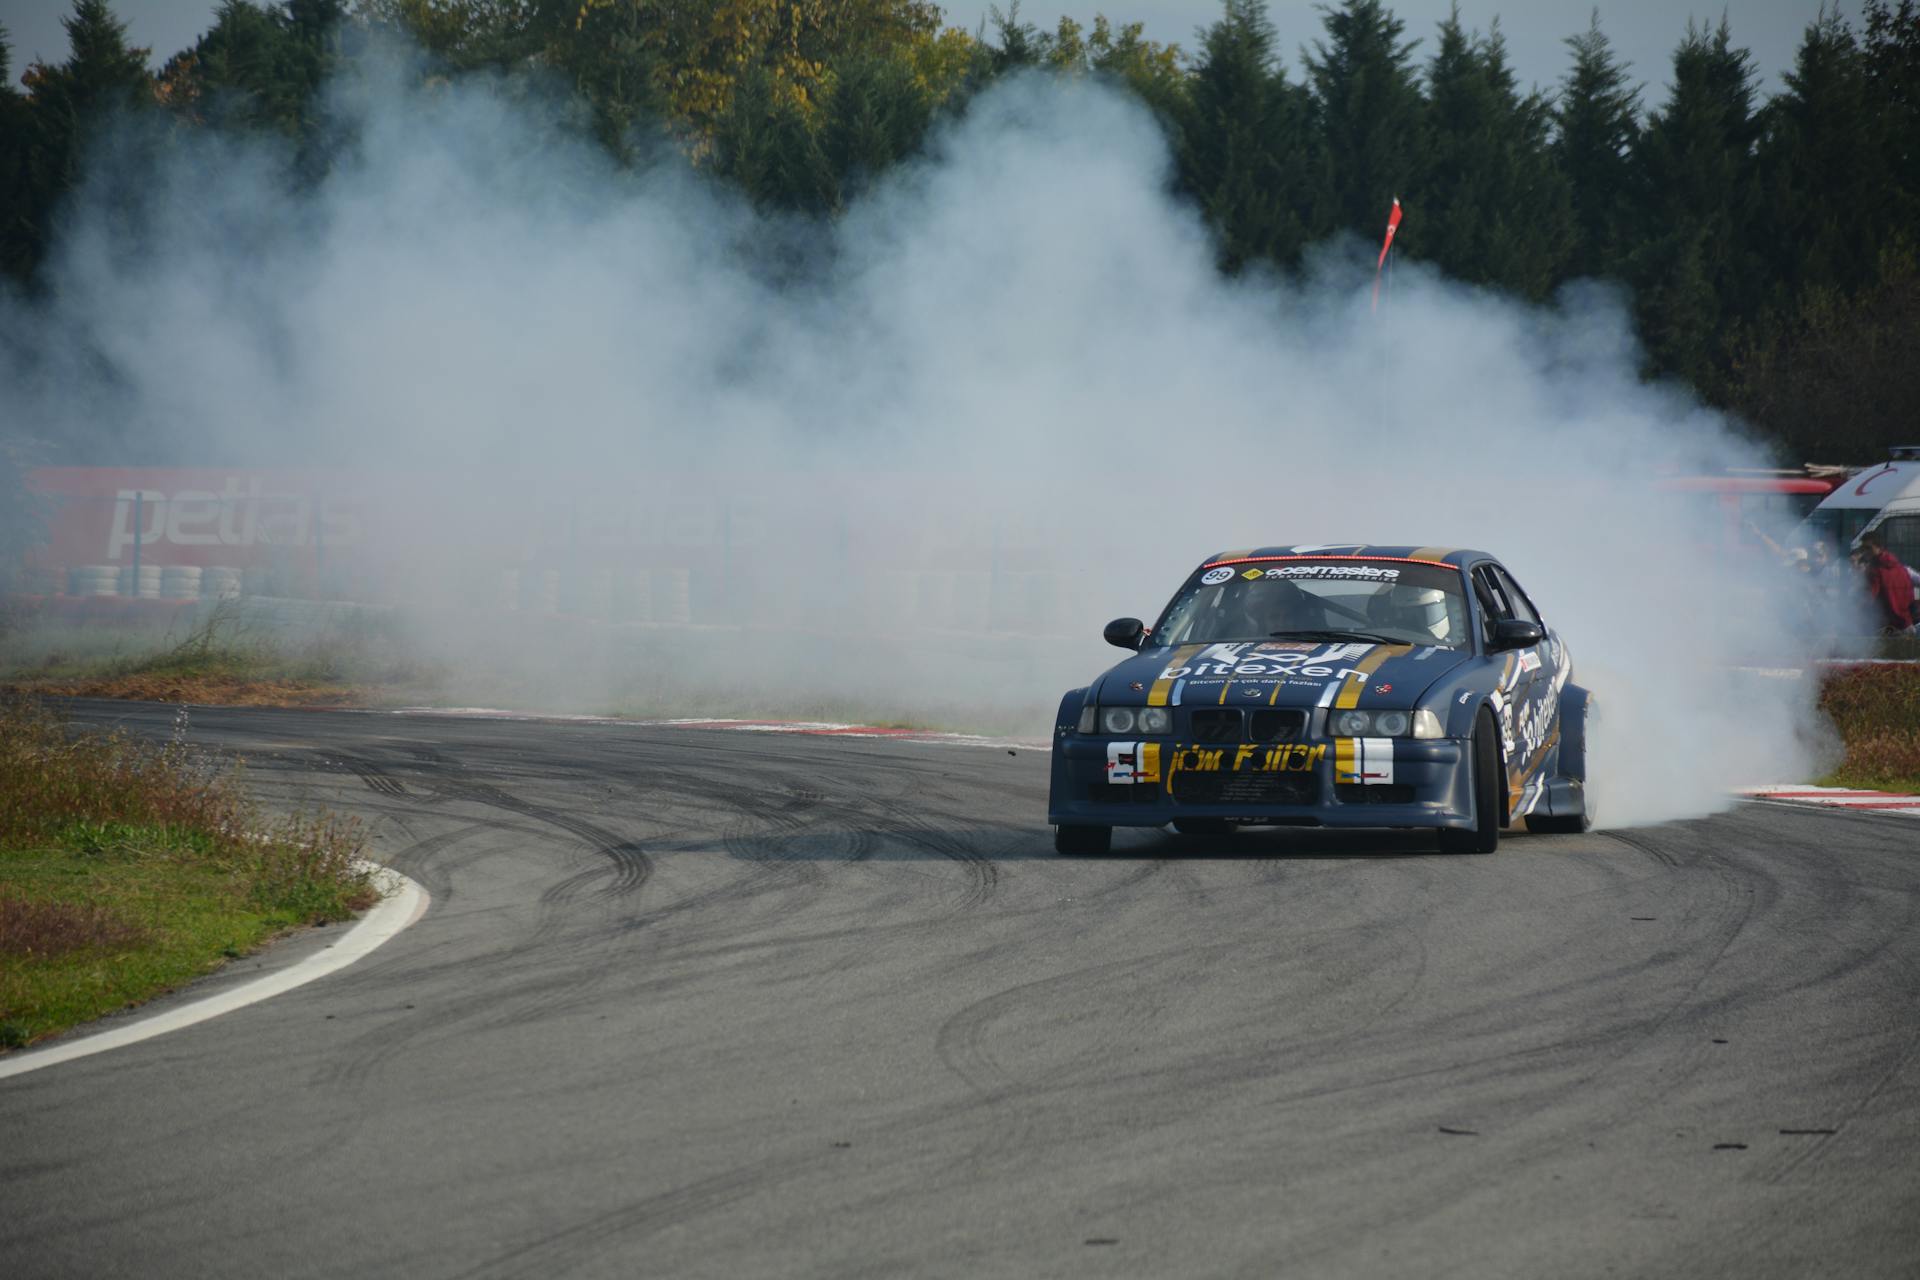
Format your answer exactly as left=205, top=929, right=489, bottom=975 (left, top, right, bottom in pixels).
left=1049, top=545, right=1592, bottom=854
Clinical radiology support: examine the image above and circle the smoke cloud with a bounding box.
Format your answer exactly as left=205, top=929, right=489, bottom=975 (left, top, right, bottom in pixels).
left=1, top=47, right=1833, bottom=826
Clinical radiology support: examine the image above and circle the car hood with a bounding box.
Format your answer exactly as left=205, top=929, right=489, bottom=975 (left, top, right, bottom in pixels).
left=1094, top=640, right=1471, bottom=709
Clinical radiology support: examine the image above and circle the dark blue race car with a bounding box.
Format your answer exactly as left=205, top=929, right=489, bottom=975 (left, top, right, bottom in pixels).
left=1048, top=545, right=1593, bottom=854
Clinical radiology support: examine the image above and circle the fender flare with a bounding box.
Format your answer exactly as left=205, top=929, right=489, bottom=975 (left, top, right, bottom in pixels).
left=1482, top=701, right=1513, bottom=827
left=1557, top=682, right=1592, bottom=785
left=1054, top=687, right=1091, bottom=734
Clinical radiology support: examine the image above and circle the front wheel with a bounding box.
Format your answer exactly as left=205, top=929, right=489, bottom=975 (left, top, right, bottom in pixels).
left=1054, top=824, right=1112, bottom=856
left=1438, top=709, right=1501, bottom=855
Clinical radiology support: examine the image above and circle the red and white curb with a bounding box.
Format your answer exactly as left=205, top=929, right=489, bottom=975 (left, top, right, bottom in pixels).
left=1741, top=784, right=1920, bottom=816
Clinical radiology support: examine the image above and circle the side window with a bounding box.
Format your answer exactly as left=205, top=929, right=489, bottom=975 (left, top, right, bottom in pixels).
left=1493, top=566, right=1540, bottom=626
left=1471, top=565, right=1508, bottom=646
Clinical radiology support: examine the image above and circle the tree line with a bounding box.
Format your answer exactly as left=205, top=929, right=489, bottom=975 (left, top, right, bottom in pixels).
left=2, top=0, right=1916, bottom=462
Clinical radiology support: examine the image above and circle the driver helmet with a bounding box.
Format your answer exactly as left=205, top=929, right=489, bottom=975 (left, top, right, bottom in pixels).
left=1377, top=584, right=1452, bottom=641
left=1239, top=577, right=1320, bottom=633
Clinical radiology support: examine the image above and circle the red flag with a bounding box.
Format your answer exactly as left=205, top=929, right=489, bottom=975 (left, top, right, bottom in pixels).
left=1371, top=197, right=1403, bottom=312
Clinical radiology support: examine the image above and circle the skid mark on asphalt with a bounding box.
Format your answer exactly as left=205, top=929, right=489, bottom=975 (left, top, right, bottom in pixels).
left=452, top=1161, right=798, bottom=1280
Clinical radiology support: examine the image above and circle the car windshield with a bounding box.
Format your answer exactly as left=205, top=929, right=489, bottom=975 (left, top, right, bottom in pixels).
left=1152, top=558, right=1472, bottom=649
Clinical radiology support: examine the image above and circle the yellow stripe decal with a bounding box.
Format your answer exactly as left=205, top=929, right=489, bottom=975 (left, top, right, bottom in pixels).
left=1335, top=737, right=1358, bottom=783
left=1138, top=742, right=1161, bottom=784
left=1508, top=724, right=1561, bottom=809
left=1148, top=645, right=1202, bottom=707
left=1333, top=645, right=1410, bottom=710
left=1410, top=545, right=1455, bottom=562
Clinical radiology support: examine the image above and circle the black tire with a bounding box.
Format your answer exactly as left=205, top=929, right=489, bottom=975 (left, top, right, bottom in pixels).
left=1054, top=824, right=1112, bottom=856
left=1438, top=709, right=1501, bottom=855
left=1172, top=818, right=1235, bottom=837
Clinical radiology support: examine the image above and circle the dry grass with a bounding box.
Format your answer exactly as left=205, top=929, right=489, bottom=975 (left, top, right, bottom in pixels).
left=1819, top=663, right=1920, bottom=792
left=13, top=673, right=368, bottom=705
left=0, top=894, right=151, bottom=958
left=0, top=697, right=380, bottom=1050
left=0, top=601, right=426, bottom=708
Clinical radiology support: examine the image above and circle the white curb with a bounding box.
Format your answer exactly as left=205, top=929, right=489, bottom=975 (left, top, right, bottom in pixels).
left=0, top=862, right=429, bottom=1081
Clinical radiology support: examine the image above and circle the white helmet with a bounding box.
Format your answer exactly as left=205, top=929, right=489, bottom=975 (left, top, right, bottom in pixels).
left=1380, top=584, right=1451, bottom=640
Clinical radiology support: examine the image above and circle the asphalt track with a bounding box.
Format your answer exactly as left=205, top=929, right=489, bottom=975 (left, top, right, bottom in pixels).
left=3, top=702, right=1917, bottom=1279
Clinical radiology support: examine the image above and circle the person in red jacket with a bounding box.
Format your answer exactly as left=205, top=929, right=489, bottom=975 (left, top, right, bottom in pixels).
left=1853, top=532, right=1915, bottom=633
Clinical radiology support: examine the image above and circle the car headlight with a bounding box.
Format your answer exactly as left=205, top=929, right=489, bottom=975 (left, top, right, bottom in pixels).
left=1329, top=708, right=1444, bottom=739
left=1092, top=706, right=1171, bottom=735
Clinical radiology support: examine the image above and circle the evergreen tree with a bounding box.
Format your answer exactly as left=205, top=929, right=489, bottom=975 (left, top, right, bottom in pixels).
left=1085, top=14, right=1185, bottom=118
left=1303, top=0, right=1426, bottom=242
left=1755, top=11, right=1879, bottom=306
left=1418, top=11, right=1569, bottom=297
left=821, top=53, right=932, bottom=202
left=1177, top=0, right=1320, bottom=271
left=552, top=0, right=668, bottom=162
left=1553, top=12, right=1640, bottom=280
left=984, top=3, right=1046, bottom=75
left=1862, top=1, right=1920, bottom=205
left=14, top=1, right=156, bottom=285
left=1627, top=18, right=1763, bottom=386
left=0, top=24, right=37, bottom=282
left=713, top=67, right=836, bottom=214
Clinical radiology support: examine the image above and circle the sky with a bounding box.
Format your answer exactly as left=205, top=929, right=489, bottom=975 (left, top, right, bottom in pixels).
left=2, top=0, right=1851, bottom=100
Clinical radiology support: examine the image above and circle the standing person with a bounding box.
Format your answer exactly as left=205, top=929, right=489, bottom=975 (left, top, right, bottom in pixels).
left=1853, top=532, right=1916, bottom=633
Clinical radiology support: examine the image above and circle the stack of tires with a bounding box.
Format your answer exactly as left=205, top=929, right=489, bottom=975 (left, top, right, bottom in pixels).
left=70, top=565, right=121, bottom=596
left=119, top=564, right=162, bottom=598
left=159, top=566, right=202, bottom=600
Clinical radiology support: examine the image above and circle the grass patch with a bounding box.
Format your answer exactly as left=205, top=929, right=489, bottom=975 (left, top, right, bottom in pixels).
left=0, top=601, right=432, bottom=707
left=1818, top=663, right=1920, bottom=793
left=0, top=698, right=379, bottom=1051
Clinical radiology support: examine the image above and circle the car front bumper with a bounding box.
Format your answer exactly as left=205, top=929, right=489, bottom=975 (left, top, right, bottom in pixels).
left=1047, top=733, right=1476, bottom=830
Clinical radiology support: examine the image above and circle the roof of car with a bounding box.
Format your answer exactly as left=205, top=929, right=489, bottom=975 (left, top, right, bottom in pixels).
left=1200, top=546, right=1487, bottom=569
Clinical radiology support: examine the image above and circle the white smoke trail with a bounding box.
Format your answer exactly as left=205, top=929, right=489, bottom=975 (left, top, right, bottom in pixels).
left=0, top=52, right=1831, bottom=825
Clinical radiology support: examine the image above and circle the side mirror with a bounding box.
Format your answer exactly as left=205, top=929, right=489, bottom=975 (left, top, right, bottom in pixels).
left=1491, top=619, right=1545, bottom=651
left=1103, top=617, right=1146, bottom=650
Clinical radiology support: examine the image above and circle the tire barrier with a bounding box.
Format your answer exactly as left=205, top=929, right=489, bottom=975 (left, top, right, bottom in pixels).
left=159, top=566, right=203, bottom=600
left=119, top=564, right=162, bottom=599
left=70, top=565, right=121, bottom=597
